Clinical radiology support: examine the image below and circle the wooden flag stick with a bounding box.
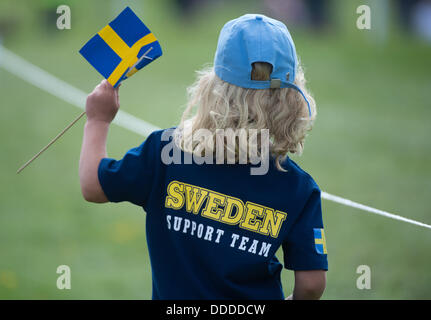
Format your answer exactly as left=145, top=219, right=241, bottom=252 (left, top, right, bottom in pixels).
left=16, top=111, right=86, bottom=174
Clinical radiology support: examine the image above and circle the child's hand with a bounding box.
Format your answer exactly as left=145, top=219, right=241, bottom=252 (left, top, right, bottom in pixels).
left=85, top=80, right=120, bottom=123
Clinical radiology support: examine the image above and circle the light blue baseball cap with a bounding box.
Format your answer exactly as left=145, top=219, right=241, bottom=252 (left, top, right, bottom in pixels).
left=214, top=14, right=311, bottom=116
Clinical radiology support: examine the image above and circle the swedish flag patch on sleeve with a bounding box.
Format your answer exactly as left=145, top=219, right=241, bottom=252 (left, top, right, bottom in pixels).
left=313, top=228, right=327, bottom=254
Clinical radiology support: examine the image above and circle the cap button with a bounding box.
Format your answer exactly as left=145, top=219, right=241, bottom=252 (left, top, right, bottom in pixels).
left=255, top=15, right=263, bottom=21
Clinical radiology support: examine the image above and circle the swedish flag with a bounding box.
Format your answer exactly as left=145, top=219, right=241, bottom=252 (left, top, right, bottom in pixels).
left=313, top=228, right=327, bottom=254
left=79, top=7, right=162, bottom=87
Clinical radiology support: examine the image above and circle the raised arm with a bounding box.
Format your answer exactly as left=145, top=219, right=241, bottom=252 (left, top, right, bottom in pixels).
left=79, top=80, right=120, bottom=203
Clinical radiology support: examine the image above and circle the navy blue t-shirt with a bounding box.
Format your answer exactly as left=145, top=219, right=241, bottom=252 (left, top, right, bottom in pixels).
left=98, top=129, right=328, bottom=299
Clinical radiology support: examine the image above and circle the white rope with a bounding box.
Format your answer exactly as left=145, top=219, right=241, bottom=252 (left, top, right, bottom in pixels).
left=0, top=46, right=160, bottom=137
left=1, top=45, right=430, bottom=230
left=321, top=192, right=431, bottom=229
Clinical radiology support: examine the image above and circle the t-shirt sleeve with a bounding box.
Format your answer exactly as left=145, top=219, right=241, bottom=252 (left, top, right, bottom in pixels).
left=282, top=188, right=328, bottom=271
left=97, top=131, right=159, bottom=207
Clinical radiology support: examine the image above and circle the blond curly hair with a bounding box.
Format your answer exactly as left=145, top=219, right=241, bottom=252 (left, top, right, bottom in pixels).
left=174, top=62, right=316, bottom=171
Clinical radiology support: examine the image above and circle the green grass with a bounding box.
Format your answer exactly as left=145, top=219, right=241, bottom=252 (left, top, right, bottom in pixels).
left=0, top=0, right=430, bottom=299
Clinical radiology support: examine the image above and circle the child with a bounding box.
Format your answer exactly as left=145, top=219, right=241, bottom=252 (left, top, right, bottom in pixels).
left=79, top=14, right=327, bottom=300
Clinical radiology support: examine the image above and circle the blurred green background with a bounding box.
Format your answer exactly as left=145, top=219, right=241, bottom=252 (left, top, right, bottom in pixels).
left=0, top=0, right=430, bottom=299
